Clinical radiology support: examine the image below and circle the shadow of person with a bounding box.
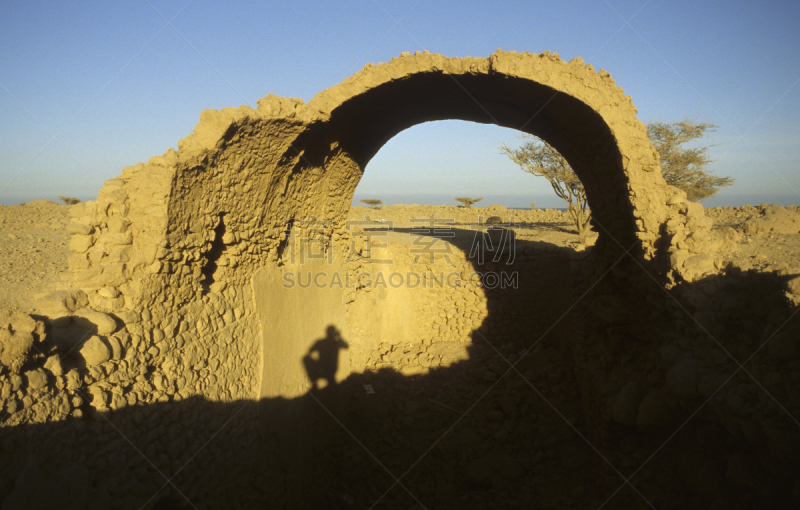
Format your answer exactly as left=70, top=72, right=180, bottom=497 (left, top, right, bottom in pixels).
left=303, top=325, right=349, bottom=390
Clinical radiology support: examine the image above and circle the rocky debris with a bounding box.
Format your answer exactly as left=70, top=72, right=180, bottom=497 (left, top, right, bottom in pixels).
left=0, top=310, right=45, bottom=372
left=0, top=329, right=34, bottom=373
left=0, top=311, right=79, bottom=427
left=79, top=335, right=111, bottom=367
left=48, top=316, right=94, bottom=350
left=87, top=385, right=108, bottom=410
left=742, top=204, right=800, bottom=234
left=681, top=253, right=716, bottom=279
left=24, top=368, right=47, bottom=390
left=71, top=309, right=117, bottom=336
left=783, top=274, right=800, bottom=305
left=43, top=355, right=63, bottom=376
left=34, top=288, right=89, bottom=316
left=0, top=196, right=796, bottom=507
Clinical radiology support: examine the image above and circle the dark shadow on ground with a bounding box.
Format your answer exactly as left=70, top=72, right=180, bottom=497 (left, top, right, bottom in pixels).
left=1, top=238, right=799, bottom=510
left=303, top=325, right=349, bottom=390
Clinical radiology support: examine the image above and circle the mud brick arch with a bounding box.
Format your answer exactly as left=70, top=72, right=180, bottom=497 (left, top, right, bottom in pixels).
left=65, top=51, right=705, bottom=399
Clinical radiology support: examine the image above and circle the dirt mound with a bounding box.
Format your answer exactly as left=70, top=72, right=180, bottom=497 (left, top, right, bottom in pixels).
left=741, top=204, right=800, bottom=234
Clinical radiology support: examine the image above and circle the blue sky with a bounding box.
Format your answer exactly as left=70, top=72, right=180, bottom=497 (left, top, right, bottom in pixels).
left=1, top=0, right=798, bottom=208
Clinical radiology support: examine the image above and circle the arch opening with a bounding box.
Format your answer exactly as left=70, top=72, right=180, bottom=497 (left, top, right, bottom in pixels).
left=244, top=52, right=684, bottom=398
left=290, top=71, right=639, bottom=253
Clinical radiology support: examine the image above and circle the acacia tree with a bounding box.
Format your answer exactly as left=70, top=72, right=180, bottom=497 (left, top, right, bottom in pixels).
left=500, top=138, right=592, bottom=236
left=455, top=197, right=482, bottom=208
left=360, top=199, right=383, bottom=209
left=647, top=120, right=733, bottom=201
left=58, top=196, right=81, bottom=205
left=502, top=120, right=733, bottom=236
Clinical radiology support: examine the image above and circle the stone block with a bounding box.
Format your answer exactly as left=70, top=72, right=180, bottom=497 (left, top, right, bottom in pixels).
left=80, top=336, right=111, bottom=367
left=66, top=223, right=94, bottom=235
left=68, top=235, right=94, bottom=253
left=34, top=289, right=88, bottom=316
left=24, top=368, right=48, bottom=390
left=72, top=309, right=118, bottom=336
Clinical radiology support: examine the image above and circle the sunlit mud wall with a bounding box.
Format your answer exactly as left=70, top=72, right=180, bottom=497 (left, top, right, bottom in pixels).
left=0, top=51, right=741, bottom=508
left=56, top=50, right=719, bottom=402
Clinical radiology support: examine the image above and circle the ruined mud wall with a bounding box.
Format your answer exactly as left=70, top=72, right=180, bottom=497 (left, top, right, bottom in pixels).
left=52, top=51, right=716, bottom=406
left=0, top=50, right=737, bottom=508
left=3, top=47, right=727, bottom=435
left=344, top=234, right=489, bottom=372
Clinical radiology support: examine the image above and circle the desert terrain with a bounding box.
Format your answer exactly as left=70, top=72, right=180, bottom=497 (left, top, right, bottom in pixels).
left=2, top=201, right=798, bottom=313
left=2, top=200, right=799, bottom=509
left=0, top=201, right=793, bottom=307
left=0, top=200, right=71, bottom=312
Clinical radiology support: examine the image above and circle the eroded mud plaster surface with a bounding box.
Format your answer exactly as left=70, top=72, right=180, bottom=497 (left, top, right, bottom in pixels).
left=2, top=52, right=772, bottom=509
left=55, top=51, right=715, bottom=397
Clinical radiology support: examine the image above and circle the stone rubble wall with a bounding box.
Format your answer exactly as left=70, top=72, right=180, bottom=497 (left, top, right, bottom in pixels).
left=344, top=237, right=490, bottom=376
left=2, top=46, right=730, bottom=433
left=44, top=51, right=723, bottom=411
left=0, top=51, right=749, bottom=507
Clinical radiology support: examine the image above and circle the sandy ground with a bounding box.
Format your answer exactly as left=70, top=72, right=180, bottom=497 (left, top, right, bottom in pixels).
left=1, top=201, right=798, bottom=311
left=0, top=200, right=70, bottom=312
left=1, top=200, right=799, bottom=508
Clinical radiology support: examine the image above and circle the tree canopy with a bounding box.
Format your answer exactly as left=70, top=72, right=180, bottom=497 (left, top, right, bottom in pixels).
left=647, top=120, right=733, bottom=201
left=455, top=197, right=483, bottom=208
left=501, top=119, right=734, bottom=237
left=500, top=138, right=592, bottom=236
left=360, top=199, right=383, bottom=209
